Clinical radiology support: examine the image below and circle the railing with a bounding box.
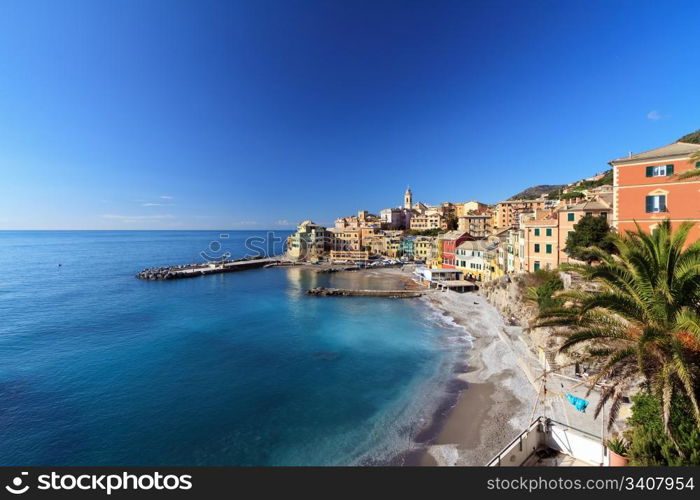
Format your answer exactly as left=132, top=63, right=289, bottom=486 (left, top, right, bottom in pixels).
left=486, top=417, right=543, bottom=466
left=486, top=416, right=603, bottom=466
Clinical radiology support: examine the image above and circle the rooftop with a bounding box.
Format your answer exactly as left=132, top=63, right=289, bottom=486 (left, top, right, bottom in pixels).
left=609, top=141, right=700, bottom=165
left=457, top=240, right=489, bottom=250
left=523, top=218, right=558, bottom=226
left=561, top=194, right=613, bottom=212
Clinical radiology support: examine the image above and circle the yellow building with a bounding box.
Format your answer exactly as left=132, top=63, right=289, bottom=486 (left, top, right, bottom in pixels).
left=456, top=201, right=488, bottom=217
left=286, top=220, right=328, bottom=260
left=409, top=212, right=445, bottom=231
left=329, top=250, right=369, bottom=262
left=414, top=236, right=436, bottom=261
left=494, top=199, right=548, bottom=230
left=363, top=234, right=386, bottom=256
left=426, top=234, right=445, bottom=268
left=329, top=228, right=362, bottom=251
left=522, top=218, right=559, bottom=272
left=457, top=213, right=492, bottom=237
left=385, top=237, right=401, bottom=258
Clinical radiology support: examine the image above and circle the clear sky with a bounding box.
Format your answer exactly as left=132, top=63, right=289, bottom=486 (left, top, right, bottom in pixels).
left=1, top=0, right=699, bottom=230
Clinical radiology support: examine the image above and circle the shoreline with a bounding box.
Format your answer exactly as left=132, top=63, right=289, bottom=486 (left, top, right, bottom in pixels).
left=361, top=267, right=537, bottom=466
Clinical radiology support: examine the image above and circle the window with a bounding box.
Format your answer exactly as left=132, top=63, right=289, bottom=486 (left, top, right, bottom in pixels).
left=546, top=244, right=552, bottom=254
left=534, top=244, right=540, bottom=253
left=534, top=228, right=540, bottom=236
left=546, top=228, right=552, bottom=237
left=534, top=261, right=541, bottom=271
left=645, top=164, right=674, bottom=177
left=567, top=213, right=575, bottom=222
left=645, top=195, right=667, bottom=213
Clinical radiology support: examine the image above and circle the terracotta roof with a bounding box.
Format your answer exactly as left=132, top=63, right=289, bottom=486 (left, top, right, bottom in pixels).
left=564, top=194, right=613, bottom=212
left=610, top=142, right=700, bottom=165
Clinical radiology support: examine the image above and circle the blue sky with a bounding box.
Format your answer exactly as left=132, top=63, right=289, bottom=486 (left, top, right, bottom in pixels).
left=1, top=0, right=699, bottom=229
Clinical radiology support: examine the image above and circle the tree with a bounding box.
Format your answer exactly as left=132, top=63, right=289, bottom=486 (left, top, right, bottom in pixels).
left=535, top=220, right=700, bottom=456
left=626, top=393, right=700, bottom=465
left=678, top=149, right=700, bottom=180
left=564, top=214, right=615, bottom=263
left=678, top=129, right=700, bottom=144
left=444, top=213, right=458, bottom=231
left=677, top=129, right=700, bottom=180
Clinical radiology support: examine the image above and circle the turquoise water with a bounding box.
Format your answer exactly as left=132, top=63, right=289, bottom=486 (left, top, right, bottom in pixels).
left=0, top=231, right=463, bottom=465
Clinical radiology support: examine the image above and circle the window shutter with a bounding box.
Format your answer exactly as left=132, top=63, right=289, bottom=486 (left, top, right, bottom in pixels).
left=659, top=195, right=666, bottom=212
left=646, top=166, right=653, bottom=177
left=645, top=196, right=653, bottom=213
left=696, top=162, right=700, bottom=169
left=666, top=164, right=674, bottom=175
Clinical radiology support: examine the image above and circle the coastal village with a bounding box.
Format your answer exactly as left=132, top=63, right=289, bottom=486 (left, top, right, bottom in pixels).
left=286, top=136, right=700, bottom=289
left=284, top=133, right=700, bottom=467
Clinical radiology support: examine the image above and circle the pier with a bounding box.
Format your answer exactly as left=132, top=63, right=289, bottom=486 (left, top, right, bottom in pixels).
left=136, top=257, right=285, bottom=280
left=306, top=287, right=423, bottom=298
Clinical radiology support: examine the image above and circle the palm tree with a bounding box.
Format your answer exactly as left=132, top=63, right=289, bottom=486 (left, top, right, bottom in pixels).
left=677, top=150, right=700, bottom=180
left=535, top=220, right=700, bottom=454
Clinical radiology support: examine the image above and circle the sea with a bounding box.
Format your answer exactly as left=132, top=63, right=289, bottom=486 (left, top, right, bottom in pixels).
left=0, top=231, right=470, bottom=465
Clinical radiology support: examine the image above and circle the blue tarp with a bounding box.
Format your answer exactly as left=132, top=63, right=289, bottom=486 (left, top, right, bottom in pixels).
left=566, top=394, right=589, bottom=413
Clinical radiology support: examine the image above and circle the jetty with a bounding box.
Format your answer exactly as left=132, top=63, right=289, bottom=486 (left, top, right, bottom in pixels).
left=306, top=287, right=423, bottom=298
left=136, top=257, right=284, bottom=280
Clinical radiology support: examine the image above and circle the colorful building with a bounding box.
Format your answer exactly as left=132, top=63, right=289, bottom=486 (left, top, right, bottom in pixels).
left=456, top=201, right=489, bottom=217
left=329, top=228, right=362, bottom=251
left=458, top=213, right=492, bottom=237
left=398, top=236, right=415, bottom=260
left=522, top=218, right=559, bottom=272
left=409, top=211, right=445, bottom=231
left=455, top=240, right=488, bottom=281
left=329, top=250, right=369, bottom=262
left=287, top=221, right=329, bottom=260
left=414, top=236, right=436, bottom=262
left=494, top=199, right=548, bottom=230
left=440, top=231, right=475, bottom=268
left=610, top=141, right=700, bottom=243
left=557, top=195, right=613, bottom=265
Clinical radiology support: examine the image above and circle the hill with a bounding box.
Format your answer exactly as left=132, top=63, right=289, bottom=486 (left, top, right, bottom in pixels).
left=508, top=184, right=565, bottom=200
left=508, top=169, right=613, bottom=201
left=678, top=129, right=700, bottom=144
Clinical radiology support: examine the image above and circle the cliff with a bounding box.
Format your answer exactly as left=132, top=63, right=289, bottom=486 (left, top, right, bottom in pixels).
left=480, top=275, right=570, bottom=369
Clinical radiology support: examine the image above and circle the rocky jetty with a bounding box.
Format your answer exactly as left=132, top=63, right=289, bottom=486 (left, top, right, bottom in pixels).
left=136, top=256, right=279, bottom=281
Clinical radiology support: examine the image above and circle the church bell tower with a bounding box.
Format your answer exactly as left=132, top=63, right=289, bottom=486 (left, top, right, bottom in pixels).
left=404, top=186, right=413, bottom=210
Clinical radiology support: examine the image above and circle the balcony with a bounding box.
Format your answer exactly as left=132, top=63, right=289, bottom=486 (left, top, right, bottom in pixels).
left=487, top=416, right=609, bottom=467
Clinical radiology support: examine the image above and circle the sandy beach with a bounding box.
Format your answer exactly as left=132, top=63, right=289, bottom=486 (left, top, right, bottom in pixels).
left=367, top=267, right=538, bottom=466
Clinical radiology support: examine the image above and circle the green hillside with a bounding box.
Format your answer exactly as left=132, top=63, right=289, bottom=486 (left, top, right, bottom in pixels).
left=678, top=129, right=700, bottom=144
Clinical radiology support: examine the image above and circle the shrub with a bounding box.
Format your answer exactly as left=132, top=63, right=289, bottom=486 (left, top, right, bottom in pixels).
left=523, top=270, right=564, bottom=312
left=627, top=393, right=700, bottom=466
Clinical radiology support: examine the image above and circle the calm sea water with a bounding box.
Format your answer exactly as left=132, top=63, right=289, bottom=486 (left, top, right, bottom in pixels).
left=0, top=231, right=463, bottom=465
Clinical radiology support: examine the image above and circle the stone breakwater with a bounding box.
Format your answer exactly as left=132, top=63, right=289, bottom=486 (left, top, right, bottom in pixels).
left=136, top=257, right=280, bottom=280
left=306, top=287, right=423, bottom=298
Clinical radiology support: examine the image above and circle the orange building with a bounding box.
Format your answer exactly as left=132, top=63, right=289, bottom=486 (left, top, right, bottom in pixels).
left=557, top=195, right=613, bottom=265
left=610, top=142, right=700, bottom=243
left=522, top=219, right=559, bottom=272
left=495, top=199, right=547, bottom=230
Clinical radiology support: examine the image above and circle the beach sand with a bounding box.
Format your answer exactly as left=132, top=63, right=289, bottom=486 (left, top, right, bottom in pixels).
left=374, top=268, right=538, bottom=466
